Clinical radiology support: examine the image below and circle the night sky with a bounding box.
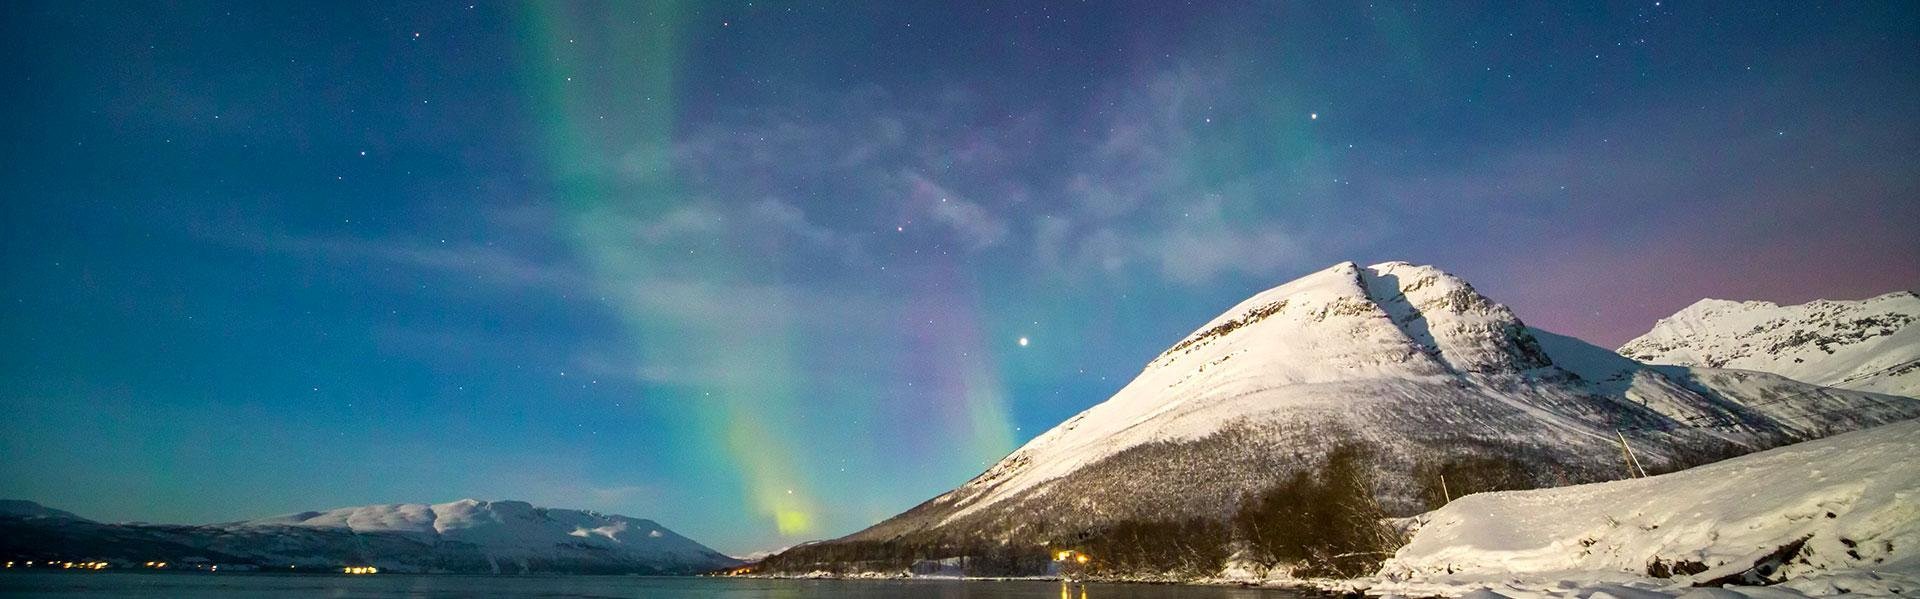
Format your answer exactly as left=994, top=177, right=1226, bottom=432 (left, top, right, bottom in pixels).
left=3, top=1, right=1917, bottom=554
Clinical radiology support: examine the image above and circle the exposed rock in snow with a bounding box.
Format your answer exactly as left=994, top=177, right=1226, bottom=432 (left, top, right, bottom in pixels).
left=1372, top=419, right=1920, bottom=598
left=832, top=261, right=1920, bottom=546
left=0, top=498, right=739, bottom=574
left=1619, top=292, right=1920, bottom=398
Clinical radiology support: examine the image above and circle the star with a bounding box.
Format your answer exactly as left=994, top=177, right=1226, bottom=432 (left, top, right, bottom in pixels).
left=1018, top=337, right=1030, bottom=347
left=1310, top=113, right=1319, bottom=120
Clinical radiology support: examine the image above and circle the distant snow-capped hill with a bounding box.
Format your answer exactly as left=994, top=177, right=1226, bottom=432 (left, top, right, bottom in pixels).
left=0, top=499, right=88, bottom=521
left=0, top=498, right=739, bottom=574
left=827, top=261, right=1920, bottom=548
left=1618, top=292, right=1920, bottom=398
left=232, top=499, right=729, bottom=567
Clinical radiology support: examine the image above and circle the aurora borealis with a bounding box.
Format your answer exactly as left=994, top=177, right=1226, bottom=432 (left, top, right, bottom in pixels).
left=3, top=2, right=1917, bottom=554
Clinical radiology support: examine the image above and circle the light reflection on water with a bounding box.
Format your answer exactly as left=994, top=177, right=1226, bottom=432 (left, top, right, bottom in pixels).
left=0, top=572, right=1309, bottom=598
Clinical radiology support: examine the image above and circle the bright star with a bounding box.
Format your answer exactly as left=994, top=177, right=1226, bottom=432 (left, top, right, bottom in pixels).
left=1018, top=337, right=1030, bottom=347
left=1310, top=113, right=1319, bottom=120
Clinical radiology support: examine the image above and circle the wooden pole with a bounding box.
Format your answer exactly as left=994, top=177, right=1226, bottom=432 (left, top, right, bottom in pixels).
left=1615, top=429, right=1647, bottom=478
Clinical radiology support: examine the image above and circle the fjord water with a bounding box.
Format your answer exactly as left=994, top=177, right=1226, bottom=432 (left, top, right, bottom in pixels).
left=0, top=573, right=1308, bottom=598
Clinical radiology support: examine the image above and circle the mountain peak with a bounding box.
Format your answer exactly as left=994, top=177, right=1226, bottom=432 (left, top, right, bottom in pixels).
left=1155, top=260, right=1547, bottom=378
left=1670, top=297, right=1776, bottom=318
left=1358, top=261, right=1551, bottom=374
left=1621, top=292, right=1920, bottom=397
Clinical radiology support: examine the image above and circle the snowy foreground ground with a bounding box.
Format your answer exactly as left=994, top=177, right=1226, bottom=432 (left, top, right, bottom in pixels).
left=1337, top=419, right=1918, bottom=599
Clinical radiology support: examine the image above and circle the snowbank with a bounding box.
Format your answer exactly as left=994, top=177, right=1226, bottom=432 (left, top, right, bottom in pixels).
left=1370, top=419, right=1920, bottom=598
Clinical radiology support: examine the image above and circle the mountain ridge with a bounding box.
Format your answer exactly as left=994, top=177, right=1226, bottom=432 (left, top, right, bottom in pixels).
left=0, top=499, right=88, bottom=522
left=1619, top=291, right=1920, bottom=398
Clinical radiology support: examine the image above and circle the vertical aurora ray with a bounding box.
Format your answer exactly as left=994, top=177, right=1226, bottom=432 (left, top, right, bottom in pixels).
left=509, top=2, right=818, bottom=536
left=899, top=264, right=1017, bottom=470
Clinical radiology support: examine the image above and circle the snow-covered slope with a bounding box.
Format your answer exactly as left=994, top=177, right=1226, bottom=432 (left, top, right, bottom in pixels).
left=1619, top=292, right=1920, bottom=398
left=1376, top=419, right=1920, bottom=597
left=835, top=262, right=1920, bottom=545
left=0, top=498, right=739, bottom=574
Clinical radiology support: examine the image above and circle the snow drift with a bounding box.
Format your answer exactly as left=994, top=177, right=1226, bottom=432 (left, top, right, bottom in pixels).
left=1376, top=419, right=1920, bottom=597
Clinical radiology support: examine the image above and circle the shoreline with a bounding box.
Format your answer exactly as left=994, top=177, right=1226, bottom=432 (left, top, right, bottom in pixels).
left=736, top=571, right=1347, bottom=594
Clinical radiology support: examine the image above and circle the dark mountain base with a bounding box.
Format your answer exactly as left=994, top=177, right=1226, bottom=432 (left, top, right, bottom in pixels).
left=0, top=517, right=720, bottom=575
left=753, top=426, right=1764, bottom=579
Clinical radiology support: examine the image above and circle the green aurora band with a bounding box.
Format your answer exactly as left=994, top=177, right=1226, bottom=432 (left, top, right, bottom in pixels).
left=509, top=3, right=1016, bottom=539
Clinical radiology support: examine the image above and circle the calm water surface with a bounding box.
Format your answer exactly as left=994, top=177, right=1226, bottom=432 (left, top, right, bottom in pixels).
left=0, top=572, right=1308, bottom=598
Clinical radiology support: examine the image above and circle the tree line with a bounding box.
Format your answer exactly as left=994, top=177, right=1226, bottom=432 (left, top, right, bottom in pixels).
left=756, top=443, right=1551, bottom=579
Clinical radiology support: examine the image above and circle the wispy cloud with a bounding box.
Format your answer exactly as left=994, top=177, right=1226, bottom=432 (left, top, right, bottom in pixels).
left=746, top=197, right=867, bottom=264
left=1026, top=68, right=1344, bottom=285
left=256, top=232, right=589, bottom=291
left=1151, top=195, right=1313, bottom=284
left=905, top=172, right=1007, bottom=250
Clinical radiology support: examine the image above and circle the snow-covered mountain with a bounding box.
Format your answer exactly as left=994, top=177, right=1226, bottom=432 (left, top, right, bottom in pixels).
left=1376, top=418, right=1920, bottom=598
left=225, top=499, right=735, bottom=571
left=832, top=261, right=1920, bottom=547
left=0, top=498, right=739, bottom=574
left=1618, top=292, right=1920, bottom=398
